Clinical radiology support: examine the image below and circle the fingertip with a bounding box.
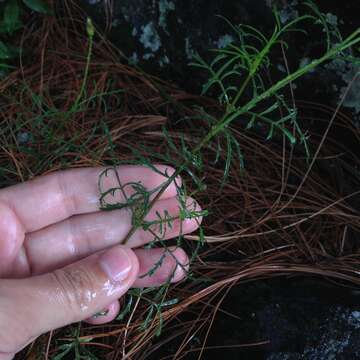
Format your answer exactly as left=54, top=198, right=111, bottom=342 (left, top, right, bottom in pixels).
left=133, top=247, right=189, bottom=287
left=0, top=202, right=24, bottom=265
left=185, top=196, right=203, bottom=213
left=170, top=247, right=189, bottom=283
left=182, top=197, right=203, bottom=233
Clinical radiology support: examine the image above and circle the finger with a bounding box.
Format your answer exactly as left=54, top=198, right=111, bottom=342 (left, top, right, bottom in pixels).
left=23, top=197, right=201, bottom=275
left=0, top=202, right=25, bottom=276
left=133, top=247, right=189, bottom=287
left=0, top=165, right=181, bottom=233
left=84, top=247, right=189, bottom=325
left=0, top=246, right=139, bottom=354
left=85, top=301, right=120, bottom=325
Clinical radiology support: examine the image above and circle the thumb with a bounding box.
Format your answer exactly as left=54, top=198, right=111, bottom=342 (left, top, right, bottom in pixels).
left=0, top=245, right=139, bottom=354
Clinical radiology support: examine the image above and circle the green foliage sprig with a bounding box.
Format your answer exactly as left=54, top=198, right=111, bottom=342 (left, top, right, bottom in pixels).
left=94, top=2, right=360, bottom=338
left=35, top=2, right=360, bottom=358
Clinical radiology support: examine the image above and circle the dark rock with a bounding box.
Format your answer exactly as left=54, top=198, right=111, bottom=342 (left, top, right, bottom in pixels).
left=148, top=279, right=360, bottom=359
left=81, top=0, right=360, bottom=122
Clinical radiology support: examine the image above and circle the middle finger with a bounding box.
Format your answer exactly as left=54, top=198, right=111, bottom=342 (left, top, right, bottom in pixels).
left=21, top=197, right=201, bottom=275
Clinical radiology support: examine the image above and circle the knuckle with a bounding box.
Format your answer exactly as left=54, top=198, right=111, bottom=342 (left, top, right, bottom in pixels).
left=52, top=265, right=98, bottom=316
left=55, top=171, right=77, bottom=217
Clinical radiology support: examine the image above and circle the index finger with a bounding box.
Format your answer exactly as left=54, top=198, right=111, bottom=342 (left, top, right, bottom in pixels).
left=0, top=165, right=181, bottom=233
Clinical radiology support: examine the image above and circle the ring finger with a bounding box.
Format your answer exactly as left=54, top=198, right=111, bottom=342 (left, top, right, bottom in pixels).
left=14, top=197, right=201, bottom=276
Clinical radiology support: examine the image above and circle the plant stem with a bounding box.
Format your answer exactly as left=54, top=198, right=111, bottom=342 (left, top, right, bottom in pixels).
left=120, top=28, right=360, bottom=245
left=70, top=18, right=94, bottom=113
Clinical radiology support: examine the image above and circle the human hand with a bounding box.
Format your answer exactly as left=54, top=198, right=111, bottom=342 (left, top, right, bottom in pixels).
left=0, top=166, right=201, bottom=360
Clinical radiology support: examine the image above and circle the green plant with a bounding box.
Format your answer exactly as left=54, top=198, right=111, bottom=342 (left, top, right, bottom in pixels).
left=52, top=325, right=100, bottom=360
left=94, top=1, right=360, bottom=340
left=2, top=1, right=358, bottom=357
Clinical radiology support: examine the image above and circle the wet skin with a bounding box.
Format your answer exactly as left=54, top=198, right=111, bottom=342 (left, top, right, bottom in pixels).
left=0, top=165, right=202, bottom=359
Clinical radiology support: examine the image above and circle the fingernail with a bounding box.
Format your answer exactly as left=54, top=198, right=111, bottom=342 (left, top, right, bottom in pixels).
left=99, top=247, right=132, bottom=282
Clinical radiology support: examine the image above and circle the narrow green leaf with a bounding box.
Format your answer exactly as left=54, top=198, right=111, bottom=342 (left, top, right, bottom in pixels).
left=223, top=131, right=232, bottom=184
left=0, top=41, right=19, bottom=59
left=0, top=63, right=15, bottom=69
left=0, top=42, right=10, bottom=59
left=53, top=344, right=74, bottom=360
left=4, top=0, right=21, bottom=35
left=22, top=0, right=54, bottom=15
left=116, top=295, right=133, bottom=321
left=282, top=127, right=297, bottom=145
